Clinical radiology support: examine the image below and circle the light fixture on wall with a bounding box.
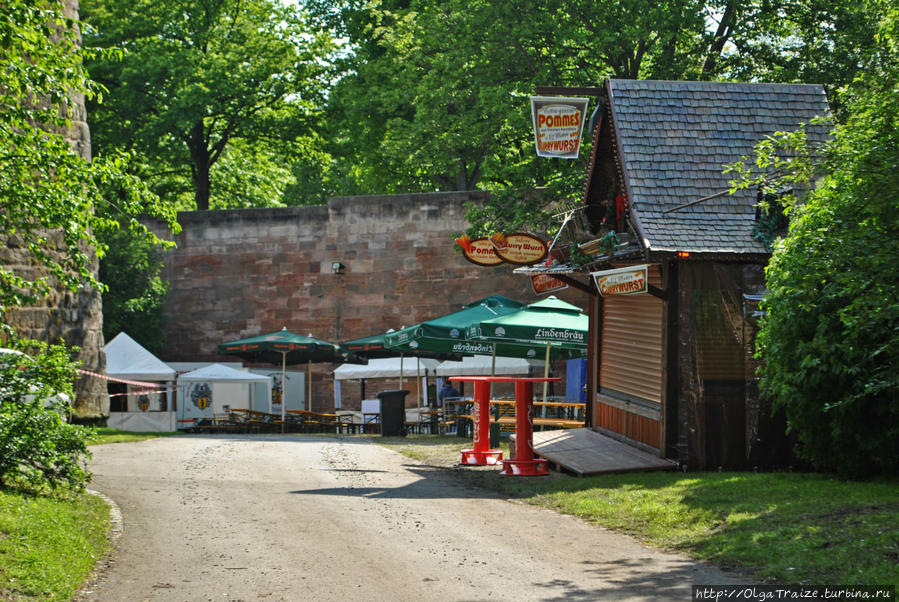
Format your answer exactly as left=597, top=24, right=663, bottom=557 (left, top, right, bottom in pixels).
left=331, top=261, right=345, bottom=275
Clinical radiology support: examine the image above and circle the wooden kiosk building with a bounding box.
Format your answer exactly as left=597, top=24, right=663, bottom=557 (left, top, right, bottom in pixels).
left=521, top=79, right=831, bottom=470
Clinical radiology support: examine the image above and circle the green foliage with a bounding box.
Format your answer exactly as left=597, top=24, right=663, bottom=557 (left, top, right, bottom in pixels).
left=0, top=0, right=176, bottom=312
left=0, top=339, right=95, bottom=491
left=82, top=0, right=336, bottom=210
left=99, top=225, right=169, bottom=355
left=310, top=0, right=728, bottom=205
left=734, top=9, right=899, bottom=477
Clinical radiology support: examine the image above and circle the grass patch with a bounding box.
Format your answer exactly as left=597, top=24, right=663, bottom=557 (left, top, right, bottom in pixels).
left=89, top=427, right=178, bottom=445
left=0, top=488, right=110, bottom=600
left=381, top=436, right=899, bottom=587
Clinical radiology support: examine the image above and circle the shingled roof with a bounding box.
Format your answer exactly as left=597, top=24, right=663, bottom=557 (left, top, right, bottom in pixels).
left=604, top=79, right=831, bottom=257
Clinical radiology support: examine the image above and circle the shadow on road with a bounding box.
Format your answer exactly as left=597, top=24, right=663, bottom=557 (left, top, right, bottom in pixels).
left=290, top=465, right=503, bottom=500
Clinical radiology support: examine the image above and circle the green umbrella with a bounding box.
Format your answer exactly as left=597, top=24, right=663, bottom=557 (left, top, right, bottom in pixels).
left=339, top=329, right=456, bottom=404
left=467, top=296, right=587, bottom=355
left=383, top=295, right=526, bottom=357
left=467, top=296, right=588, bottom=400
left=340, top=330, right=458, bottom=361
left=218, top=328, right=347, bottom=426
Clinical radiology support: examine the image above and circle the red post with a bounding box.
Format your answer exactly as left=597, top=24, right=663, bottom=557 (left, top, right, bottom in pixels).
left=453, top=378, right=502, bottom=466
left=500, top=379, right=550, bottom=476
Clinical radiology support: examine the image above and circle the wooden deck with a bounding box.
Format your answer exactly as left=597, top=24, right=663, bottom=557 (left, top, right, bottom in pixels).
left=529, top=428, right=677, bottom=476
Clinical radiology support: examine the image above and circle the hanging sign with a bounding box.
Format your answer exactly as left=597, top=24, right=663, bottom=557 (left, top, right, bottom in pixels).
left=530, top=96, right=590, bottom=159
left=531, top=273, right=568, bottom=295
left=456, top=236, right=503, bottom=267
left=489, top=232, right=548, bottom=265
left=592, top=265, right=649, bottom=296
left=456, top=233, right=548, bottom=266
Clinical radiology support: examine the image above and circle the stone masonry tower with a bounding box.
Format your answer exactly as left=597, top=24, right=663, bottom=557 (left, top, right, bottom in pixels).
left=1, top=0, right=107, bottom=418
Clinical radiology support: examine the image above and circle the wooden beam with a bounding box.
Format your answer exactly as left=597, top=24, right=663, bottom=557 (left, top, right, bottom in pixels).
left=554, top=273, right=596, bottom=296
left=647, top=284, right=668, bottom=301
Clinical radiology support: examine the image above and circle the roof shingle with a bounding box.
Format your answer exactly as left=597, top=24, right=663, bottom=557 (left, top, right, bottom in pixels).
left=607, top=79, right=831, bottom=255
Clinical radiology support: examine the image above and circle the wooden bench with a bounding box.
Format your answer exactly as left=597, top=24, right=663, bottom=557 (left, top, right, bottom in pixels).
left=492, top=416, right=584, bottom=430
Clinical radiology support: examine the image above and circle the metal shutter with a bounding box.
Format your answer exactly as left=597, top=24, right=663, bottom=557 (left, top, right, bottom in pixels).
left=599, top=264, right=664, bottom=404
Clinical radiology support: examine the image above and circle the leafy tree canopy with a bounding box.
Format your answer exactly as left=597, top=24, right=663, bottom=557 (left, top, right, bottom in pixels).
left=305, top=0, right=886, bottom=237
left=82, top=0, right=337, bottom=211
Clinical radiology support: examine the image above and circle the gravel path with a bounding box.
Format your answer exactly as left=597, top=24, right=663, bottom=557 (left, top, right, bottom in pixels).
left=78, top=435, right=739, bottom=601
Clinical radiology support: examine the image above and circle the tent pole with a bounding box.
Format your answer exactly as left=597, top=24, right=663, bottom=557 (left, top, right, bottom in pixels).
left=281, top=351, right=287, bottom=433
left=543, top=342, right=551, bottom=403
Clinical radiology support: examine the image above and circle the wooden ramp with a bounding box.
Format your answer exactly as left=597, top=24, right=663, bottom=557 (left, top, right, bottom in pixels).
left=530, top=428, right=677, bottom=476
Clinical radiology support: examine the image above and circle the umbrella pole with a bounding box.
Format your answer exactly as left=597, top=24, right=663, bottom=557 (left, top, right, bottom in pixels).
left=490, top=343, right=497, bottom=398
left=281, top=352, right=286, bottom=433
left=307, top=360, right=312, bottom=412
left=416, top=358, right=421, bottom=410
left=542, top=342, right=551, bottom=403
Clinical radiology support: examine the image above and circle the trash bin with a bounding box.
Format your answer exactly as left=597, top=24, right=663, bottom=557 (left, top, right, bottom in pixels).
left=376, top=389, right=409, bottom=437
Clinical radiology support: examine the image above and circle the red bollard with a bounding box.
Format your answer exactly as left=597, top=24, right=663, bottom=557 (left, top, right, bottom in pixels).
left=453, top=378, right=502, bottom=466
left=500, top=379, right=550, bottom=476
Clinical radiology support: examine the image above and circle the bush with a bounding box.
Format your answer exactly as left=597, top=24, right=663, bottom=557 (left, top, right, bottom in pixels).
left=0, top=339, right=94, bottom=491
left=754, top=13, right=899, bottom=477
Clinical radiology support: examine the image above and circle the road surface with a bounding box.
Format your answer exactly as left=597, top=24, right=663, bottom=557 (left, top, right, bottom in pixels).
left=78, top=435, right=739, bottom=601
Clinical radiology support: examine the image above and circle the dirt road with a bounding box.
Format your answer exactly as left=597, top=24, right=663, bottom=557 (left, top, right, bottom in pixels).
left=79, top=435, right=738, bottom=601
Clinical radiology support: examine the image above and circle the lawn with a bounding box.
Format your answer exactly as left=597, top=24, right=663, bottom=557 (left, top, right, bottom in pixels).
left=382, top=435, right=899, bottom=588
left=0, top=488, right=110, bottom=600
left=90, top=426, right=180, bottom=445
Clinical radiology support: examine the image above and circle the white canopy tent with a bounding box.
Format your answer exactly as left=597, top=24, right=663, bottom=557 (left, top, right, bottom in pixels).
left=105, top=332, right=176, bottom=381
left=435, top=355, right=543, bottom=377
left=333, top=357, right=439, bottom=380
left=104, top=332, right=176, bottom=432
left=176, top=364, right=272, bottom=429
left=332, top=357, right=439, bottom=410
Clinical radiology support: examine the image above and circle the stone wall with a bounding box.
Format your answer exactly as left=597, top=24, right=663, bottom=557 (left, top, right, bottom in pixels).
left=1, top=0, right=107, bottom=418
left=156, top=192, right=585, bottom=411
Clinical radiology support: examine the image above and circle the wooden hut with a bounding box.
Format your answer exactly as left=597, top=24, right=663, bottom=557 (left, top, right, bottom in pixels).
left=519, top=79, right=831, bottom=470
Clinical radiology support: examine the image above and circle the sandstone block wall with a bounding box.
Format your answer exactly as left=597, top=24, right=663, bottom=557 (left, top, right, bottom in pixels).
left=156, top=191, right=582, bottom=411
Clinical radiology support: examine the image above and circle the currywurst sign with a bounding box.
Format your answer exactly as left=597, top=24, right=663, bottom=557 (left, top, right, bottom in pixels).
left=456, top=233, right=548, bottom=267
left=530, top=96, right=590, bottom=159
left=592, top=265, right=649, bottom=296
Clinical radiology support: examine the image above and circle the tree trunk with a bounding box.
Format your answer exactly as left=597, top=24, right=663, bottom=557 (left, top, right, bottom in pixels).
left=194, top=164, right=211, bottom=211
left=189, top=122, right=211, bottom=211
left=702, top=0, right=738, bottom=79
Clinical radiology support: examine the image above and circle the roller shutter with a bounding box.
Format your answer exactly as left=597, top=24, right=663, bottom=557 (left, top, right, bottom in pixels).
left=599, top=264, right=664, bottom=404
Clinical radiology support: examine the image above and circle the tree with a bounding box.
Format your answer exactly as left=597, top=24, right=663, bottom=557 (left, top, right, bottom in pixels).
left=0, top=0, right=175, bottom=314
left=731, top=8, right=899, bottom=477
left=306, top=0, right=774, bottom=205
left=98, top=226, right=169, bottom=355
left=719, top=0, right=888, bottom=118
left=81, top=0, right=336, bottom=211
